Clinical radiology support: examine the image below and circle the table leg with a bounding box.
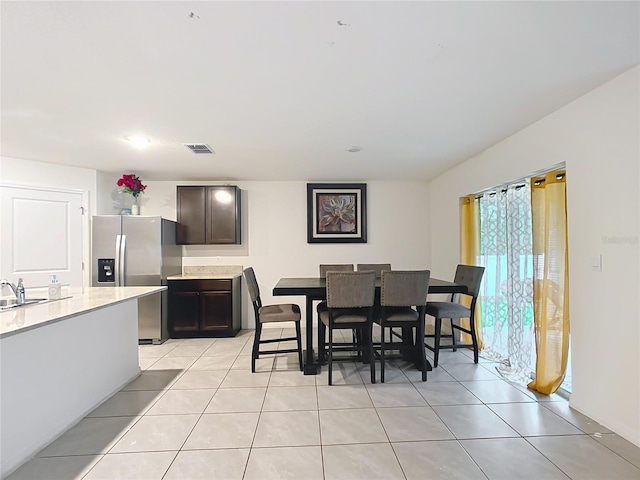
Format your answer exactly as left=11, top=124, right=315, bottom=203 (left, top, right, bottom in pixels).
left=401, top=326, right=432, bottom=372
left=303, top=296, right=320, bottom=375
left=415, top=319, right=432, bottom=372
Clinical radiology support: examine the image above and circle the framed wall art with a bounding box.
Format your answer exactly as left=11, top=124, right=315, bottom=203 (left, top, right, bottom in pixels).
left=307, top=183, right=367, bottom=243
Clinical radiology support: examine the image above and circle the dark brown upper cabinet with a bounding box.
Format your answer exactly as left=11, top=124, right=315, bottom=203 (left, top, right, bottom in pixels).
left=177, top=185, right=241, bottom=244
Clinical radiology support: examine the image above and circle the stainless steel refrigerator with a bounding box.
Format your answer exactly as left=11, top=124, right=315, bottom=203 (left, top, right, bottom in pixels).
left=91, top=215, right=182, bottom=344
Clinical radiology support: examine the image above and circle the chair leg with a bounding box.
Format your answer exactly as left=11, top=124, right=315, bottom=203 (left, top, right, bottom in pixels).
left=380, top=323, right=385, bottom=383
left=469, top=315, right=479, bottom=364
left=328, top=325, right=334, bottom=386
left=367, top=323, right=375, bottom=384
left=319, top=321, right=326, bottom=364
left=416, top=319, right=428, bottom=382
left=295, top=321, right=303, bottom=371
left=451, top=318, right=458, bottom=352
left=433, top=317, right=442, bottom=368
left=352, top=329, right=359, bottom=360
left=252, top=321, right=262, bottom=373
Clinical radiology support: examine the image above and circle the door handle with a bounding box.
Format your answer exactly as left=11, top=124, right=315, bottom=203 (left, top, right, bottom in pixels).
left=119, top=234, right=127, bottom=286
left=115, top=235, right=121, bottom=287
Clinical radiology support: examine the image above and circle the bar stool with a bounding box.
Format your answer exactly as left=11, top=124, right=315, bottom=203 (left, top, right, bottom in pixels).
left=377, top=270, right=430, bottom=382
left=424, top=264, right=485, bottom=367
left=244, top=267, right=303, bottom=372
left=318, top=271, right=376, bottom=385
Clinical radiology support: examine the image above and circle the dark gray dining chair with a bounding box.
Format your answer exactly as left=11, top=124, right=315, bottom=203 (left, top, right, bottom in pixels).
left=424, top=264, right=485, bottom=367
left=377, top=270, right=431, bottom=382
left=244, top=267, right=303, bottom=373
left=318, top=264, right=357, bottom=360
left=356, top=263, right=391, bottom=277
left=356, top=263, right=392, bottom=327
left=318, top=271, right=376, bottom=385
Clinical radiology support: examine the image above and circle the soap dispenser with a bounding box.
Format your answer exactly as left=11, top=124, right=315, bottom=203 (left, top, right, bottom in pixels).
left=48, top=275, right=61, bottom=300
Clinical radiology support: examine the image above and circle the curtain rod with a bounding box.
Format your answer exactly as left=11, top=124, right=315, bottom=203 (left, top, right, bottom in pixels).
left=475, top=183, right=526, bottom=199
left=470, top=162, right=566, bottom=199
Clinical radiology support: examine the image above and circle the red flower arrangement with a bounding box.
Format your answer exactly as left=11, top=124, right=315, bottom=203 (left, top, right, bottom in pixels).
left=117, top=174, right=147, bottom=198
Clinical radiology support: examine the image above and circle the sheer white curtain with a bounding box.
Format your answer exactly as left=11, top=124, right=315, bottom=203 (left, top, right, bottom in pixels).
left=478, top=183, right=534, bottom=383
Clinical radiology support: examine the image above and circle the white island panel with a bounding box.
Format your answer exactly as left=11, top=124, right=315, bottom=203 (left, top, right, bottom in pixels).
left=0, top=288, right=159, bottom=478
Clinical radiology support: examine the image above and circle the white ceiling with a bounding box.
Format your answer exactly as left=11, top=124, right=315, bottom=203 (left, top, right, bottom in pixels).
left=1, top=1, right=638, bottom=181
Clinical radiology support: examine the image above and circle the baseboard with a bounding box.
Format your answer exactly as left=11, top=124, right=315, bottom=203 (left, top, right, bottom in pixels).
left=569, top=398, right=640, bottom=448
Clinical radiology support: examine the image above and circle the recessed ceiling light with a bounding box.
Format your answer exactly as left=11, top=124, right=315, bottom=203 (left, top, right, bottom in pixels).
left=125, top=135, right=150, bottom=147
left=346, top=146, right=362, bottom=153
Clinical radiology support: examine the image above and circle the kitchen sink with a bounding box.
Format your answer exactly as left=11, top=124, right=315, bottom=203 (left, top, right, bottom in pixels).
left=0, top=297, right=48, bottom=311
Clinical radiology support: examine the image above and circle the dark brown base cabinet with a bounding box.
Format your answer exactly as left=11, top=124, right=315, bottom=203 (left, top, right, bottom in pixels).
left=168, top=278, right=241, bottom=338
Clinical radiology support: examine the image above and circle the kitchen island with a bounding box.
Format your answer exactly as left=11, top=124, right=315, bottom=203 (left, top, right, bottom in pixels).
left=0, top=286, right=165, bottom=478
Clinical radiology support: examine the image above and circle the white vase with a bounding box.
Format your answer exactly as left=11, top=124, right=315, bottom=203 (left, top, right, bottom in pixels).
left=131, top=201, right=139, bottom=215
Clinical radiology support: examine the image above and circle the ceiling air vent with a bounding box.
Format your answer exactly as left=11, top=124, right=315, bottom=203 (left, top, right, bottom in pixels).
left=183, top=143, right=214, bottom=154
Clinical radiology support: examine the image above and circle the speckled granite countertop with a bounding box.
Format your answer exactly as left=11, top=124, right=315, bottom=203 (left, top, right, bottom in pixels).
left=167, top=274, right=242, bottom=280
left=167, top=265, right=243, bottom=280
left=0, top=286, right=165, bottom=339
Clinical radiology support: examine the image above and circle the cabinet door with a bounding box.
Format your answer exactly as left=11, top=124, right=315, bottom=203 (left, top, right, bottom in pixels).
left=206, top=186, right=241, bottom=244
left=177, top=186, right=206, bottom=244
left=169, top=291, right=200, bottom=332
left=200, top=291, right=233, bottom=331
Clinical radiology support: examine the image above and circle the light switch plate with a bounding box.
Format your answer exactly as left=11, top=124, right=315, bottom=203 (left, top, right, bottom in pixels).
left=590, top=254, right=602, bottom=271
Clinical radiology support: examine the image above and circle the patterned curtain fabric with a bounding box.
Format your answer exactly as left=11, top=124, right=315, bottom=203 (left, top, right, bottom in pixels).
left=478, top=184, right=535, bottom=383
left=459, top=195, right=483, bottom=349
left=528, top=171, right=570, bottom=394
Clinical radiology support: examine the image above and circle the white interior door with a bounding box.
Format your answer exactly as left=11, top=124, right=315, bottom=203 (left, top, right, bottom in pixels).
left=0, top=185, right=85, bottom=289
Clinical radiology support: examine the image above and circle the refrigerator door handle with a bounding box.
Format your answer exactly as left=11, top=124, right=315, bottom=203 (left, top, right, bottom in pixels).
left=115, top=235, right=122, bottom=286
left=119, top=234, right=127, bottom=286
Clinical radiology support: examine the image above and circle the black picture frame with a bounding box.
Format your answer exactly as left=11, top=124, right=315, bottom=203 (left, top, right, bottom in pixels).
left=307, top=183, right=367, bottom=243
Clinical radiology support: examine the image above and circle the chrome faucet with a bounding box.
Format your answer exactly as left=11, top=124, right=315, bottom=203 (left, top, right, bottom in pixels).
left=1, top=278, right=26, bottom=304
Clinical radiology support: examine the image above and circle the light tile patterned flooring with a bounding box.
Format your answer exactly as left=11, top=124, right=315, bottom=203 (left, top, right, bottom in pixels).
left=8, top=327, right=640, bottom=480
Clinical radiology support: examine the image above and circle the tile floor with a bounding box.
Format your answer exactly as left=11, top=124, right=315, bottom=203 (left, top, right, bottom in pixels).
left=8, top=328, right=640, bottom=480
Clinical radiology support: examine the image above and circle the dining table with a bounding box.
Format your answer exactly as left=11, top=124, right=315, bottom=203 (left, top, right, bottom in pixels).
left=272, top=276, right=468, bottom=375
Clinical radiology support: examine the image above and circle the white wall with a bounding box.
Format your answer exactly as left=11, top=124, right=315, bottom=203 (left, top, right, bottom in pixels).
left=428, top=66, right=640, bottom=446
left=125, top=180, right=432, bottom=328
left=0, top=157, right=97, bottom=204
left=96, top=171, right=154, bottom=215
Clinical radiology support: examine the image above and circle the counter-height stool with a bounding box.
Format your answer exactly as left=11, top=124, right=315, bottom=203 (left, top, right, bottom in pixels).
left=317, top=264, right=355, bottom=361
left=357, top=263, right=392, bottom=329
left=244, top=267, right=303, bottom=373
left=377, top=270, right=430, bottom=382
left=424, top=264, right=485, bottom=367
left=319, top=271, right=376, bottom=385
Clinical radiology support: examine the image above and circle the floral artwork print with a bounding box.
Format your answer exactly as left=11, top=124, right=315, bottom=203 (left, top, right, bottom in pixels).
left=307, top=183, right=366, bottom=243
left=317, top=194, right=356, bottom=233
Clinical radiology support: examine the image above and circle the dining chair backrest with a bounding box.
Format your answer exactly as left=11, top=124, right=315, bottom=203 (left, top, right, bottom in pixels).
left=453, top=264, right=485, bottom=300
left=319, top=264, right=354, bottom=278
left=381, top=270, right=431, bottom=307
left=243, top=267, right=261, bottom=306
left=356, top=263, right=391, bottom=278
left=326, top=271, right=376, bottom=309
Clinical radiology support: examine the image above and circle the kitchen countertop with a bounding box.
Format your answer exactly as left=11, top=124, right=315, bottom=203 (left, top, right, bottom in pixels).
left=167, top=273, right=242, bottom=280
left=0, top=286, right=166, bottom=339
